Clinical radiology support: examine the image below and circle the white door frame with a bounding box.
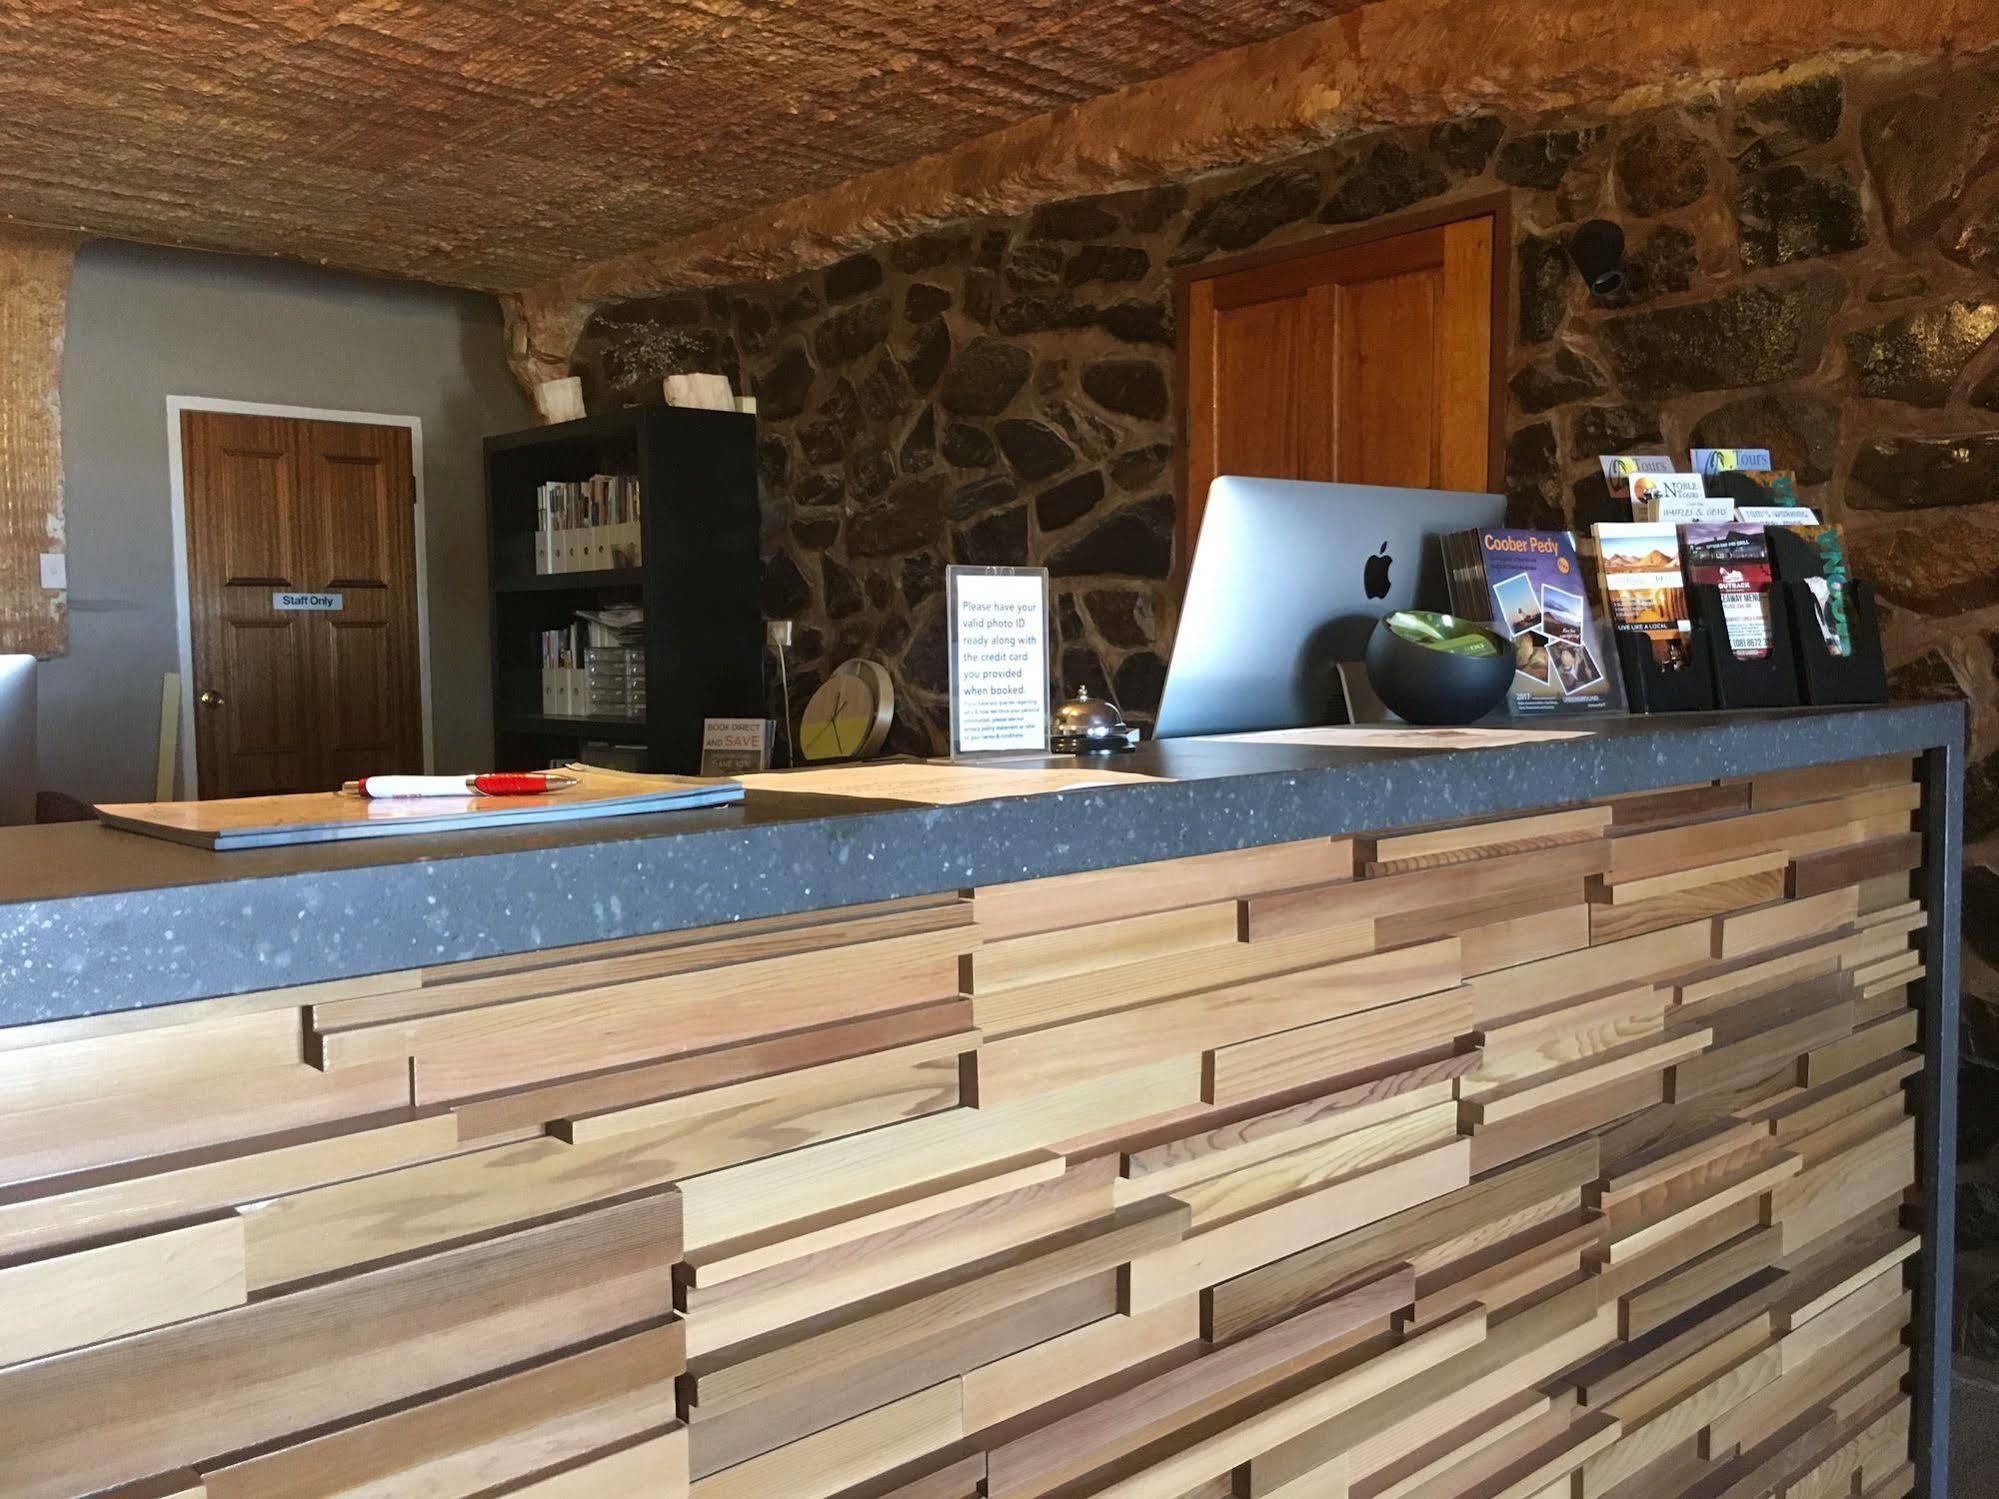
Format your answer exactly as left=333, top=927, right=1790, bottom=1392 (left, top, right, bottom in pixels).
left=164, top=396, right=435, bottom=797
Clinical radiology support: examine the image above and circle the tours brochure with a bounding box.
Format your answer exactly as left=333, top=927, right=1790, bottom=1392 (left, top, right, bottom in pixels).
left=1599, top=454, right=1675, bottom=500
left=1629, top=473, right=1726, bottom=523
left=1769, top=520, right=1855, bottom=657
left=1681, top=522, right=1774, bottom=659
left=1445, top=528, right=1624, bottom=715
left=1591, top=522, right=1694, bottom=666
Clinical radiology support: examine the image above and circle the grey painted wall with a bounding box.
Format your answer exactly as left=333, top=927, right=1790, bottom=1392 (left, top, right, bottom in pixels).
left=50, top=240, right=531, bottom=803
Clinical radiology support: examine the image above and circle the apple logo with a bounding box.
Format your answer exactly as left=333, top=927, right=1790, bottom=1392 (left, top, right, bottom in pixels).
left=1363, top=542, right=1393, bottom=600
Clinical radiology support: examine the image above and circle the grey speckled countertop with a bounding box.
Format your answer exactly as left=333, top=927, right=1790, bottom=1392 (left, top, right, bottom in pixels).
left=0, top=702, right=1965, bottom=1029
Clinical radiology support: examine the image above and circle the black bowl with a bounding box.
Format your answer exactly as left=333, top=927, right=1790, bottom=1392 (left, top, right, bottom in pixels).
left=1363, top=615, right=1514, bottom=725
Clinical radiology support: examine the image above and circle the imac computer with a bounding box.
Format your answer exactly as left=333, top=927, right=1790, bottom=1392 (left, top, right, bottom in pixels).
left=1152, top=476, right=1507, bottom=739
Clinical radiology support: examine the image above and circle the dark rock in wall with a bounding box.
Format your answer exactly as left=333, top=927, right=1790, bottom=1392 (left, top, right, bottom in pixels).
left=1887, top=646, right=1967, bottom=705
left=754, top=343, right=816, bottom=421
left=948, top=473, right=1019, bottom=521
left=954, top=504, right=1030, bottom=567
left=1496, top=125, right=1607, bottom=189
left=890, top=231, right=973, bottom=274
left=940, top=422, right=998, bottom=469
left=1031, top=199, right=1120, bottom=242
left=977, top=230, right=1010, bottom=270
left=758, top=434, right=792, bottom=493
left=1319, top=140, right=1448, bottom=224
left=1733, top=72, right=1842, bottom=169
left=1060, top=644, right=1113, bottom=699
left=1689, top=392, right=1839, bottom=484
left=1179, top=168, right=1321, bottom=256
left=1114, top=650, right=1169, bottom=715
left=1946, top=197, right=1999, bottom=276
left=1845, top=301, right=1999, bottom=407
left=939, top=336, right=1029, bottom=416
left=996, top=419, right=1075, bottom=482
left=824, top=253, right=884, bottom=302
left=1064, top=245, right=1150, bottom=286
left=1518, top=234, right=1570, bottom=346
left=821, top=554, right=865, bottom=618
left=813, top=296, right=891, bottom=367
left=1432, top=115, right=1504, bottom=176
left=1616, top=120, right=1711, bottom=216
left=794, top=471, right=844, bottom=509
left=1034, top=471, right=1106, bottom=533
left=1592, top=272, right=1845, bottom=400
left=792, top=516, right=841, bottom=553
left=1570, top=404, right=1664, bottom=463
left=900, top=317, right=953, bottom=396
left=1126, top=184, right=1189, bottom=234
left=1976, top=365, right=1999, bottom=414
left=1624, top=224, right=1698, bottom=301
left=1503, top=422, right=1563, bottom=529
left=1101, top=299, right=1173, bottom=346
left=798, top=378, right=864, bottom=465
left=1737, top=164, right=1868, bottom=268
left=1509, top=346, right=1609, bottom=415
left=777, top=282, right=822, bottom=324
left=1861, top=66, right=1999, bottom=247
left=859, top=354, right=912, bottom=423
left=761, top=550, right=812, bottom=618
left=1109, top=445, right=1170, bottom=492
left=993, top=294, right=1100, bottom=336
left=847, top=446, right=895, bottom=501
left=1047, top=497, right=1174, bottom=579
left=734, top=296, right=775, bottom=353
left=849, top=474, right=947, bottom=558
left=902, top=607, right=950, bottom=694
left=904, top=282, right=953, bottom=323
left=1970, top=749, right=1999, bottom=843
left=1082, top=358, right=1169, bottom=421
left=1085, top=588, right=1159, bottom=650
left=1046, top=401, right=1122, bottom=462
left=1849, top=513, right=1999, bottom=614
left=1848, top=432, right=1999, bottom=511
left=901, top=552, right=944, bottom=609
left=1004, top=241, right=1065, bottom=291
left=900, top=407, right=936, bottom=474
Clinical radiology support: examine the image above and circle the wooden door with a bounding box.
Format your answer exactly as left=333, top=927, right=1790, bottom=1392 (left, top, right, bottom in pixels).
left=1180, top=211, right=1499, bottom=552
left=182, top=411, right=421, bottom=797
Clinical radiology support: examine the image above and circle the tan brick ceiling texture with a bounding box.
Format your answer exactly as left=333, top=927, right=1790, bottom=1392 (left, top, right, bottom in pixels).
left=0, top=0, right=1364, bottom=292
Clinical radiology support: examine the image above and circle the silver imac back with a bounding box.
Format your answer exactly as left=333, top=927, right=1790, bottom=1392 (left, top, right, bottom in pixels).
left=1152, top=476, right=1507, bottom=740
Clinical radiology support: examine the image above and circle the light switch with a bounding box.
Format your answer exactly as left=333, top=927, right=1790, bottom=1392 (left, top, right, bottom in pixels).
left=38, top=552, right=66, bottom=590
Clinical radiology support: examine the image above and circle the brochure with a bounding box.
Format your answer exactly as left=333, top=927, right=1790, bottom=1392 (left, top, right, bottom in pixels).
left=1599, top=454, right=1676, bottom=501
left=1681, top=523, right=1774, bottom=659
left=1591, top=523, right=1693, bottom=665
left=1630, top=473, right=1728, bottom=524
left=1692, top=447, right=1773, bottom=475
left=1446, top=528, right=1625, bottom=716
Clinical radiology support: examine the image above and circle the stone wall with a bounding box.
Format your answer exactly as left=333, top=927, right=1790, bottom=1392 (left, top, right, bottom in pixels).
left=570, top=47, right=1999, bottom=1033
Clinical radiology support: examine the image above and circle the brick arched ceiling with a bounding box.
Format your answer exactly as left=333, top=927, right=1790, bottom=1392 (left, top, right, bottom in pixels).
left=0, top=0, right=1367, bottom=291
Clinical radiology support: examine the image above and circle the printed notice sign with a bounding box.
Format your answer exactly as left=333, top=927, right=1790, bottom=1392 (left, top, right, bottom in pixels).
left=947, top=565, right=1051, bottom=756
left=272, top=591, right=344, bottom=611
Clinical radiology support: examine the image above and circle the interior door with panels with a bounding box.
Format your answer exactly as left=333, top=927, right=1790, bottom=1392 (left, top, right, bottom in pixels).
left=1181, top=210, right=1499, bottom=556
left=182, top=410, right=422, bottom=797
left=182, top=410, right=316, bottom=798
left=296, top=419, right=421, bottom=789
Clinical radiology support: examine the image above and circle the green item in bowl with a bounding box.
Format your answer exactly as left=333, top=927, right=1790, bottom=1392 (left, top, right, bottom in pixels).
left=1385, top=610, right=1501, bottom=657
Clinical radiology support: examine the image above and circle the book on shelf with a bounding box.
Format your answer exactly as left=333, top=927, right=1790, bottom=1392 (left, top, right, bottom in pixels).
left=535, top=474, right=643, bottom=574
left=1443, top=527, right=1625, bottom=716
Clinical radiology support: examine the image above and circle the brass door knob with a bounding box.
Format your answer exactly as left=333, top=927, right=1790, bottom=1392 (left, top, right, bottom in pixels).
left=198, top=690, right=225, bottom=708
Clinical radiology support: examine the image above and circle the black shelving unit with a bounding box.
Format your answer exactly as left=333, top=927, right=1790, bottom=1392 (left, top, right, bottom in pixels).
left=485, top=405, right=763, bottom=774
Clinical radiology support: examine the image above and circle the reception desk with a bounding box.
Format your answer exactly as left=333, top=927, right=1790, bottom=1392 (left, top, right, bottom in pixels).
left=0, top=704, right=1963, bottom=1498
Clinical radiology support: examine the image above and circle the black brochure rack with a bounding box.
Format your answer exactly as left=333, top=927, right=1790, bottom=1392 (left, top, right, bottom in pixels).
left=1779, top=579, right=1888, bottom=705
left=1691, top=583, right=1799, bottom=709
left=1614, top=623, right=1717, bottom=713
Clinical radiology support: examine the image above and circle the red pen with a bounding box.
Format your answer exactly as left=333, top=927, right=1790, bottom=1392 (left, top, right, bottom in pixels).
left=341, top=773, right=580, bottom=799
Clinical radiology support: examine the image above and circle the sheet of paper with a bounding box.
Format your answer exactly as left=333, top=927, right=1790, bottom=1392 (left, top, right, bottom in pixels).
left=740, top=763, right=1164, bottom=805
left=1199, top=725, right=1593, bottom=748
